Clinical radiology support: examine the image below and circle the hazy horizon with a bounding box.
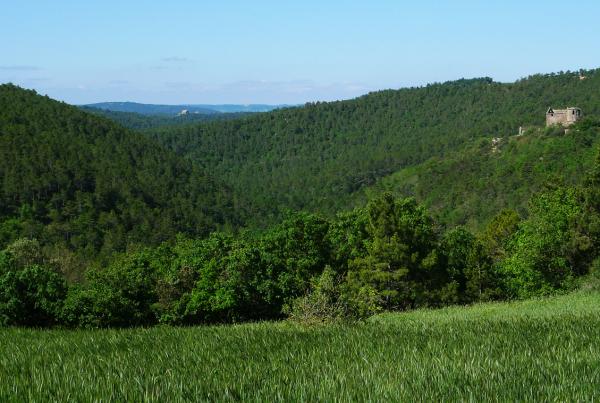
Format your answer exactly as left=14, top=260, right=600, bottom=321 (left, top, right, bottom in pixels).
left=3, top=0, right=600, bottom=105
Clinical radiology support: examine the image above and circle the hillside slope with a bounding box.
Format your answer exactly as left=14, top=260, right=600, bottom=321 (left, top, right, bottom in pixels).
left=0, top=85, right=243, bottom=262
left=364, top=123, right=600, bottom=229
left=147, top=69, right=600, bottom=226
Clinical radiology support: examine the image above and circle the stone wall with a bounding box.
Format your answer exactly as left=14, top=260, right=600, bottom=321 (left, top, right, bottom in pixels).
left=546, top=107, right=582, bottom=127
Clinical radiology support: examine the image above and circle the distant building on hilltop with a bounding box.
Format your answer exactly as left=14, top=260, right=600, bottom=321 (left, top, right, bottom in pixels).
left=546, top=107, right=582, bottom=127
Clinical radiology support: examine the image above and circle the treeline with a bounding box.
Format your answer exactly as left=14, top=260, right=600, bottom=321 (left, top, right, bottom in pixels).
left=2, top=150, right=598, bottom=327
left=148, top=69, right=600, bottom=227
left=0, top=85, right=244, bottom=276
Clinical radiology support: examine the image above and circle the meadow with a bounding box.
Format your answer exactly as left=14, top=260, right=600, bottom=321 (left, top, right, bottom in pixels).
left=1, top=291, right=599, bottom=401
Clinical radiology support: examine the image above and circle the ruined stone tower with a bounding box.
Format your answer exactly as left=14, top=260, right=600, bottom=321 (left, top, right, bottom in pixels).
left=546, top=107, right=582, bottom=127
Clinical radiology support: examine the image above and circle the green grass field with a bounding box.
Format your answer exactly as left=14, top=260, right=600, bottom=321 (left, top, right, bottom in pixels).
left=1, top=291, right=599, bottom=401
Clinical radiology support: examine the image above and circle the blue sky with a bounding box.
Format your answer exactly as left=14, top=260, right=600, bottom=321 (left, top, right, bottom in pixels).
left=2, top=0, right=599, bottom=104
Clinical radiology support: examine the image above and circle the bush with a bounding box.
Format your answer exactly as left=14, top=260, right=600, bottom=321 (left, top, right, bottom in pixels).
left=578, top=258, right=600, bottom=291
left=61, top=283, right=131, bottom=328
left=257, top=212, right=332, bottom=314
left=286, top=266, right=381, bottom=325
left=339, top=281, right=382, bottom=320
left=62, top=251, right=159, bottom=327
left=182, top=234, right=263, bottom=324
left=500, top=187, right=586, bottom=298
left=0, top=260, right=66, bottom=327
left=285, top=267, right=345, bottom=325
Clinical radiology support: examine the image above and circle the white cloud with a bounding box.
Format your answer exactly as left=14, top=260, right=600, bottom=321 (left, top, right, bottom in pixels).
left=161, top=57, right=192, bottom=63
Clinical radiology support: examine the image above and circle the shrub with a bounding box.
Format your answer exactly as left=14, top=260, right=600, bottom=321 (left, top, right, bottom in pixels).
left=62, top=251, right=159, bottom=327
left=0, top=240, right=67, bottom=327
left=285, top=267, right=345, bottom=325
left=286, top=266, right=381, bottom=325
left=183, top=234, right=263, bottom=324
left=578, top=258, right=600, bottom=291
left=0, top=260, right=66, bottom=327
left=500, top=187, right=586, bottom=298
left=258, top=212, right=332, bottom=313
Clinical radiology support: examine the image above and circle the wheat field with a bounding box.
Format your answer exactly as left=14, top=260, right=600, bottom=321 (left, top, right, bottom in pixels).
left=1, top=291, right=599, bottom=401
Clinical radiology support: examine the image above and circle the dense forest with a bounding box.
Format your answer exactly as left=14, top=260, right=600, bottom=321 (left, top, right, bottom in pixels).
left=147, top=69, right=600, bottom=227
left=364, top=122, right=600, bottom=229
left=1, top=151, right=599, bottom=327
left=0, top=85, right=243, bottom=276
left=1, top=69, right=600, bottom=328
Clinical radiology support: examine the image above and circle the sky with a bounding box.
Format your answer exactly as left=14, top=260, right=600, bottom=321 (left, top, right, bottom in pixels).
left=2, top=0, right=600, bottom=105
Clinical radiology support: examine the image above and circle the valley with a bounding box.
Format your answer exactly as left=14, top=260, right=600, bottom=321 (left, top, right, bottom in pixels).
left=4, top=1, right=600, bottom=400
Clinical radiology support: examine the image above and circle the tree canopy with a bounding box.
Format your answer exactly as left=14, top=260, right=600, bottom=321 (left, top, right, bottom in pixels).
left=0, top=84, right=244, bottom=268
left=146, top=70, right=600, bottom=227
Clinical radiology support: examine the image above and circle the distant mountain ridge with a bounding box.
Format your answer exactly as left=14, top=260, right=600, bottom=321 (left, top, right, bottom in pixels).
left=80, top=106, right=252, bottom=130
left=84, top=101, right=290, bottom=115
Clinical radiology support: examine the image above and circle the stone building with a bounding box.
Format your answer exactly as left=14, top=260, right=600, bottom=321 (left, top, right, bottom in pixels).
left=546, top=107, right=582, bottom=127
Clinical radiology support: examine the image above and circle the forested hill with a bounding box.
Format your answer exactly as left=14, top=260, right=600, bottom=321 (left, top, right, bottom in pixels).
left=0, top=84, right=243, bottom=268
left=85, top=102, right=285, bottom=115
left=148, top=69, right=600, bottom=226
left=363, top=122, right=600, bottom=230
